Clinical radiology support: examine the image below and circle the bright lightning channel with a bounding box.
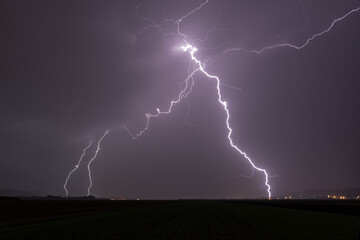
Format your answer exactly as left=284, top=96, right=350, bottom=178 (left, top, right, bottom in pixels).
left=64, top=140, right=92, bottom=196
left=181, top=43, right=272, bottom=197
left=87, top=130, right=109, bottom=196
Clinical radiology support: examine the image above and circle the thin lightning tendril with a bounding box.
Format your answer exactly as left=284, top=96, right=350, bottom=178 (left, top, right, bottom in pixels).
left=184, top=96, right=200, bottom=131
left=63, top=140, right=92, bottom=196
left=124, top=68, right=200, bottom=139
left=87, top=130, right=109, bottom=196
left=177, top=0, right=209, bottom=23
left=224, top=5, right=360, bottom=54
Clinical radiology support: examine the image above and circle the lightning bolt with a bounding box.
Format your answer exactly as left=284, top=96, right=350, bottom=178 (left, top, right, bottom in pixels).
left=127, top=0, right=273, bottom=198
left=87, top=130, right=109, bottom=196
left=180, top=43, right=272, bottom=197
left=63, top=140, right=92, bottom=196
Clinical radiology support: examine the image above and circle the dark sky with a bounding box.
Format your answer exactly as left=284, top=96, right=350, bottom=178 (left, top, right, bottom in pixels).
left=1, top=0, right=359, bottom=199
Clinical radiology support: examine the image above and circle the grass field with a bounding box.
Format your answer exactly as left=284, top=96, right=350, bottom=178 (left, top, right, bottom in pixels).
left=0, top=200, right=359, bottom=239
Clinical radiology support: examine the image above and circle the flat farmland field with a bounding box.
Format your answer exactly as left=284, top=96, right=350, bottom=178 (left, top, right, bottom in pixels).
left=0, top=200, right=359, bottom=240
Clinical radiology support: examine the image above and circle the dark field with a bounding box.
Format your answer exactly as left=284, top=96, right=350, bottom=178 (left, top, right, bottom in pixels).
left=0, top=199, right=359, bottom=240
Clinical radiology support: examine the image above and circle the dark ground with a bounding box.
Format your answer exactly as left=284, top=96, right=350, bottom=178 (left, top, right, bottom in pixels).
left=226, top=199, right=360, bottom=217
left=0, top=199, right=359, bottom=239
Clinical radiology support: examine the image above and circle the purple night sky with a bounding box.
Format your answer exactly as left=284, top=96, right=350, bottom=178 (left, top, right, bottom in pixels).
left=1, top=0, right=360, bottom=199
